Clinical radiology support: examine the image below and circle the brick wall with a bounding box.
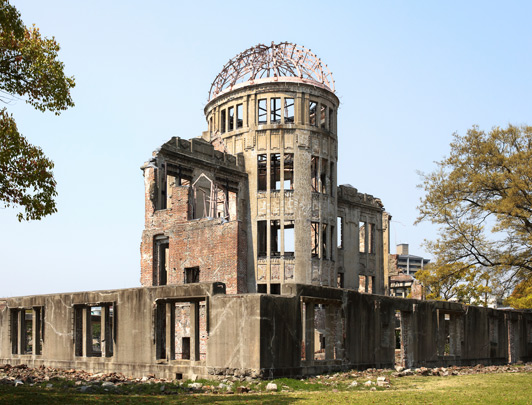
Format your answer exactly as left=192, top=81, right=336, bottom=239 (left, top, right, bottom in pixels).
left=140, top=170, right=247, bottom=294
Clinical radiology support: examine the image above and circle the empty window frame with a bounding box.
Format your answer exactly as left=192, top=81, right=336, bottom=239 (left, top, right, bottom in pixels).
left=320, top=158, right=328, bottom=194
left=330, top=225, right=335, bottom=260
left=359, top=222, right=366, bottom=253
left=337, top=272, right=344, bottom=288
left=271, top=220, right=281, bottom=256
left=337, top=217, right=343, bottom=248
left=10, top=307, right=44, bottom=355
left=257, top=220, right=267, bottom=257
left=311, top=156, right=319, bottom=192
left=154, top=236, right=169, bottom=286
left=322, top=223, right=328, bottom=259
left=309, top=101, right=317, bottom=126
left=284, top=98, right=294, bottom=123
left=284, top=154, right=294, bottom=190
left=359, top=275, right=367, bottom=293
left=270, top=153, right=281, bottom=190
left=156, top=164, right=168, bottom=211
left=220, top=109, right=226, bottom=134
left=258, top=99, right=267, bottom=124
left=184, top=267, right=200, bottom=283
left=328, top=107, right=333, bottom=131
left=320, top=104, right=327, bottom=129
left=228, top=106, right=234, bottom=131
left=257, top=284, right=267, bottom=293
left=155, top=300, right=204, bottom=361
left=74, top=304, right=114, bottom=357
left=236, top=104, right=243, bottom=128
left=257, top=154, right=267, bottom=191
left=271, top=98, right=281, bottom=123
left=284, top=220, right=295, bottom=257
left=311, top=222, right=319, bottom=257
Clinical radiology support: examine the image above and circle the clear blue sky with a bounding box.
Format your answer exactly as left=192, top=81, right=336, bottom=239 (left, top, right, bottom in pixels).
left=2, top=0, right=531, bottom=297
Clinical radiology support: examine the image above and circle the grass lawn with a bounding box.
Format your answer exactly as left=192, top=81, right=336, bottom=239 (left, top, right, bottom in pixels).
left=0, top=372, right=531, bottom=404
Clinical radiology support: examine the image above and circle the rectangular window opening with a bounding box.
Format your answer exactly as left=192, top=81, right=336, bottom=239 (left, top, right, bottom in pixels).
left=270, top=284, right=281, bottom=295
left=236, top=104, right=243, bottom=128
left=228, top=106, right=234, bottom=131
left=320, top=104, right=327, bottom=129
left=284, top=98, right=294, bottom=123
left=220, top=109, right=226, bottom=134
left=320, top=158, right=328, bottom=194
left=257, top=220, right=267, bottom=258
left=311, top=156, right=319, bottom=192
left=181, top=337, right=191, bottom=360
left=284, top=220, right=295, bottom=257
left=258, top=99, right=267, bottom=124
left=309, top=101, right=317, bottom=126
left=337, top=272, right=344, bottom=288
left=154, top=236, right=169, bottom=286
left=284, top=154, right=294, bottom=190
left=91, top=306, right=102, bottom=355
left=369, top=223, right=375, bottom=254
left=311, top=222, right=319, bottom=258
left=257, top=284, right=267, bottom=293
left=328, top=107, right=333, bottom=131
left=330, top=162, right=334, bottom=196
left=359, top=221, right=367, bottom=253
left=74, top=303, right=114, bottom=358
left=359, top=275, right=367, bottom=293
left=270, top=220, right=281, bottom=257
left=271, top=98, right=281, bottom=123
left=185, top=267, right=200, bottom=284
left=271, top=153, right=281, bottom=190
left=337, top=217, right=343, bottom=248
left=257, top=154, right=267, bottom=191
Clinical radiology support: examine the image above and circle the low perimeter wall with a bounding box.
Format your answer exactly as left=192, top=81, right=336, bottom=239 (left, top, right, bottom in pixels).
left=0, top=283, right=531, bottom=379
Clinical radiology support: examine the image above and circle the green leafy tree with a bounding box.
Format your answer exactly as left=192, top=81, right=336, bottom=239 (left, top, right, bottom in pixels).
left=505, top=278, right=532, bottom=309
left=0, top=0, right=75, bottom=221
left=416, top=124, right=532, bottom=308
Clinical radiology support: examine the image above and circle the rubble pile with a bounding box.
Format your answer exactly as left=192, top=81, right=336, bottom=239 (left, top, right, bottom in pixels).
left=0, top=362, right=530, bottom=394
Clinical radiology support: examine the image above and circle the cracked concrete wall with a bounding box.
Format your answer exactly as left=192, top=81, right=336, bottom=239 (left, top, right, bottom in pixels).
left=1, top=284, right=531, bottom=379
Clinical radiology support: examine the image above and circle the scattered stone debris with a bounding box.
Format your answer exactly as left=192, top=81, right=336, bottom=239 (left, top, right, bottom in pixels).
left=0, top=363, right=530, bottom=396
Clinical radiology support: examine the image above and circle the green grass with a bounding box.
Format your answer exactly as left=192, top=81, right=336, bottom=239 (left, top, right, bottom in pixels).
left=0, top=372, right=531, bottom=404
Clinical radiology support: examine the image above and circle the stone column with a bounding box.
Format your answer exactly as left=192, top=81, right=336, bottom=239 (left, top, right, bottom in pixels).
left=190, top=301, right=200, bottom=361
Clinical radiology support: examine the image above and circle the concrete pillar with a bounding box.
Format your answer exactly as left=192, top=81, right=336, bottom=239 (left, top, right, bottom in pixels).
left=165, top=302, right=175, bottom=361
left=304, top=302, right=315, bottom=362
left=33, top=308, right=41, bottom=355
left=401, top=311, right=414, bottom=369
left=17, top=310, right=24, bottom=355
left=190, top=301, right=200, bottom=361
left=437, top=311, right=446, bottom=356
left=83, top=307, right=91, bottom=357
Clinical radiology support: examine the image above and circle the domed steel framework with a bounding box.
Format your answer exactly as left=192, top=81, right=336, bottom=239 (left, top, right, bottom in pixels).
left=208, top=42, right=335, bottom=101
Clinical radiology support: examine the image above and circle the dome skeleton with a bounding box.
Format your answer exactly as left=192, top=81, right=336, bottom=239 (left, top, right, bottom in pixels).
left=208, top=42, right=335, bottom=101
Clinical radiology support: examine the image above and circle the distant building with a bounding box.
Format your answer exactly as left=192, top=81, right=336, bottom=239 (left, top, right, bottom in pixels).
left=388, top=244, right=429, bottom=298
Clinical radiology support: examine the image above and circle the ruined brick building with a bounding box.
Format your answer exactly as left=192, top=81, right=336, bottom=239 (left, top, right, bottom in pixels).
left=1, top=43, right=531, bottom=380
left=140, top=42, right=390, bottom=297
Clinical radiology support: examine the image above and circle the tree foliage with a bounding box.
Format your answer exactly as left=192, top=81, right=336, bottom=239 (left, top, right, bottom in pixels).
left=0, top=0, right=74, bottom=220
left=417, top=124, right=532, bottom=308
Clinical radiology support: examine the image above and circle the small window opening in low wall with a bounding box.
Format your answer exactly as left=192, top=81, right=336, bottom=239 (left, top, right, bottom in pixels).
left=74, top=303, right=114, bottom=358
left=301, top=300, right=344, bottom=364
left=257, top=284, right=267, bottom=293
left=155, top=300, right=207, bottom=362
left=394, top=310, right=403, bottom=367
left=10, top=307, right=44, bottom=355
left=270, top=284, right=281, bottom=295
